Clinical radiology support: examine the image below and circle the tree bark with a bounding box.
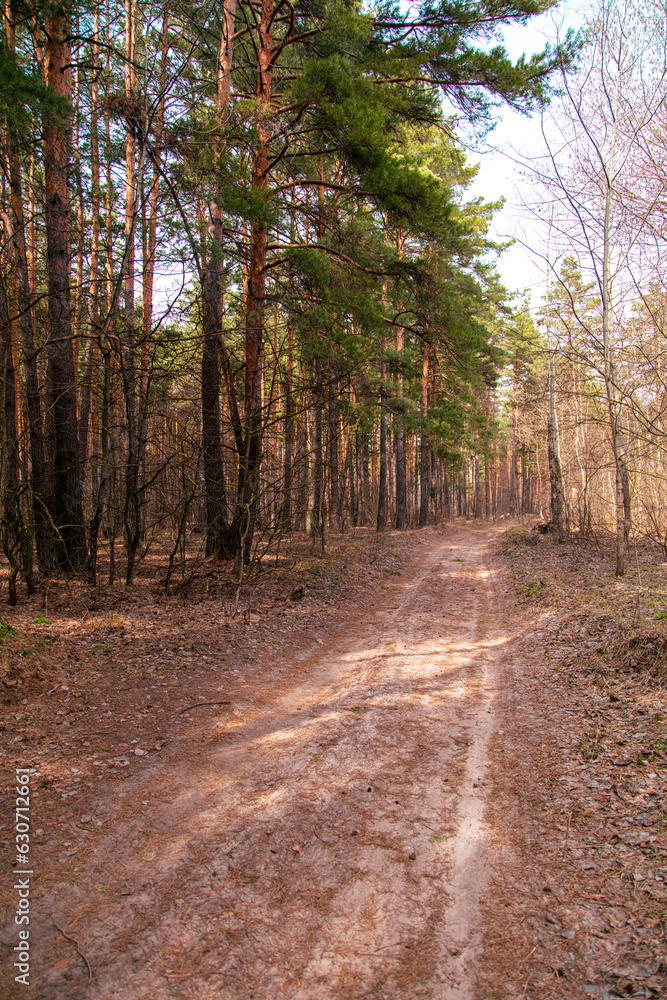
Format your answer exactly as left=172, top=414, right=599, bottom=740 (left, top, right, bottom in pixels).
left=3, top=166, right=51, bottom=573
left=394, top=235, right=407, bottom=529
left=0, top=272, right=31, bottom=601
left=44, top=5, right=86, bottom=570
left=474, top=445, right=481, bottom=519
left=419, top=340, right=429, bottom=526
left=282, top=281, right=294, bottom=531
left=328, top=373, right=340, bottom=531
left=601, top=182, right=630, bottom=576
left=312, top=355, right=324, bottom=544
left=217, top=0, right=268, bottom=565
left=122, top=0, right=140, bottom=583
left=78, top=11, right=101, bottom=471
left=202, top=2, right=236, bottom=555
left=510, top=404, right=519, bottom=517
left=547, top=329, right=564, bottom=537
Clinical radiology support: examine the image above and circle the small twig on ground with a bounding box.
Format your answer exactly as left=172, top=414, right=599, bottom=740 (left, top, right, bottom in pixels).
left=356, top=943, right=403, bottom=956
left=313, top=829, right=336, bottom=846
left=172, top=700, right=231, bottom=719
left=518, top=945, right=537, bottom=969
left=54, top=922, right=93, bottom=981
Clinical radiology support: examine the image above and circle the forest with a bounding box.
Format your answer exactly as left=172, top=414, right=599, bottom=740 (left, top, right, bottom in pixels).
left=0, top=0, right=580, bottom=598
left=2, top=1, right=667, bottom=997
left=2, top=0, right=664, bottom=596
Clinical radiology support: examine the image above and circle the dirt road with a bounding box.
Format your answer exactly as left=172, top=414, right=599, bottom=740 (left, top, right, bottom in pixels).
left=8, top=525, right=522, bottom=998
left=7, top=521, right=665, bottom=999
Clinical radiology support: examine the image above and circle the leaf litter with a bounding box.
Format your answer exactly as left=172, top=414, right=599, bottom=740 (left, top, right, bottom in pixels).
left=481, top=524, right=667, bottom=999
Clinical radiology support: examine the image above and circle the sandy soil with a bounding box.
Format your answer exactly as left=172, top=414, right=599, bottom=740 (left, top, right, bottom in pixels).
left=2, top=523, right=665, bottom=998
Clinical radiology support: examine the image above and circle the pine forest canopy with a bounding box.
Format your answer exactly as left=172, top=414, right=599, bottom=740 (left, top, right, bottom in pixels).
left=0, top=0, right=582, bottom=600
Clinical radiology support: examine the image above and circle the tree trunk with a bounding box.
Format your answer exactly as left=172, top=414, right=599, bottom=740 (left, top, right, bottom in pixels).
left=460, top=457, right=467, bottom=517
left=510, top=405, right=519, bottom=517
left=361, top=432, right=370, bottom=526
left=312, top=355, right=324, bottom=543
left=353, top=429, right=363, bottom=527
left=419, top=340, right=429, bottom=526
left=377, top=274, right=388, bottom=532
left=345, top=436, right=355, bottom=529
left=474, top=447, right=481, bottom=519
left=484, top=394, right=491, bottom=519
left=87, top=344, right=112, bottom=585
left=394, top=238, right=407, bottom=529
left=282, top=258, right=294, bottom=530
left=328, top=373, right=340, bottom=531
left=78, top=11, right=101, bottom=471
left=217, top=0, right=267, bottom=565
left=141, top=10, right=170, bottom=404
left=201, top=279, right=226, bottom=555
left=547, top=338, right=564, bottom=537
left=202, top=2, right=236, bottom=555
left=0, top=273, right=30, bottom=601
left=122, top=0, right=140, bottom=583
left=298, top=393, right=309, bottom=531
left=44, top=6, right=86, bottom=570
left=3, top=154, right=51, bottom=573
left=601, top=182, right=630, bottom=576
left=395, top=424, right=406, bottom=529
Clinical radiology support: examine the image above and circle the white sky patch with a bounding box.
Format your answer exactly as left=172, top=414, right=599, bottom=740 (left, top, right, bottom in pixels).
left=465, top=1, right=591, bottom=301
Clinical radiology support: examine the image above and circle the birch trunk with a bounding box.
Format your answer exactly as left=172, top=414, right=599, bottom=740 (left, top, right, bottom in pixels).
left=601, top=181, right=630, bottom=576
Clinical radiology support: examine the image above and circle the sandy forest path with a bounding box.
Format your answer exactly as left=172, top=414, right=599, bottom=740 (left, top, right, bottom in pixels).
left=21, top=522, right=523, bottom=1000
left=6, top=521, right=667, bottom=999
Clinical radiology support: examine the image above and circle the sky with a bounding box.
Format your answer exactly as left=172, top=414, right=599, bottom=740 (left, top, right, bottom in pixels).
left=465, top=1, right=589, bottom=303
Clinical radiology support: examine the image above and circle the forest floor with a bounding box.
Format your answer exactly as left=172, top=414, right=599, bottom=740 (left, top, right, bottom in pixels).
left=0, top=521, right=666, bottom=999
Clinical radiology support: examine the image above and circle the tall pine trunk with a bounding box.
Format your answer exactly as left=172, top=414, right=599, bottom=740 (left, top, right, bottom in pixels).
left=282, top=287, right=294, bottom=531
left=474, top=444, right=481, bottom=519
left=4, top=129, right=50, bottom=571
left=0, top=272, right=28, bottom=602
left=312, top=356, right=324, bottom=545
left=122, top=0, right=140, bottom=583
left=217, top=0, right=269, bottom=565
left=509, top=405, right=519, bottom=517
left=419, top=340, right=429, bottom=526
left=394, top=237, right=407, bottom=529
left=376, top=332, right=387, bottom=532
left=78, top=11, right=100, bottom=471
left=202, top=2, right=236, bottom=555
left=328, top=373, right=340, bottom=531
left=44, top=6, right=86, bottom=570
